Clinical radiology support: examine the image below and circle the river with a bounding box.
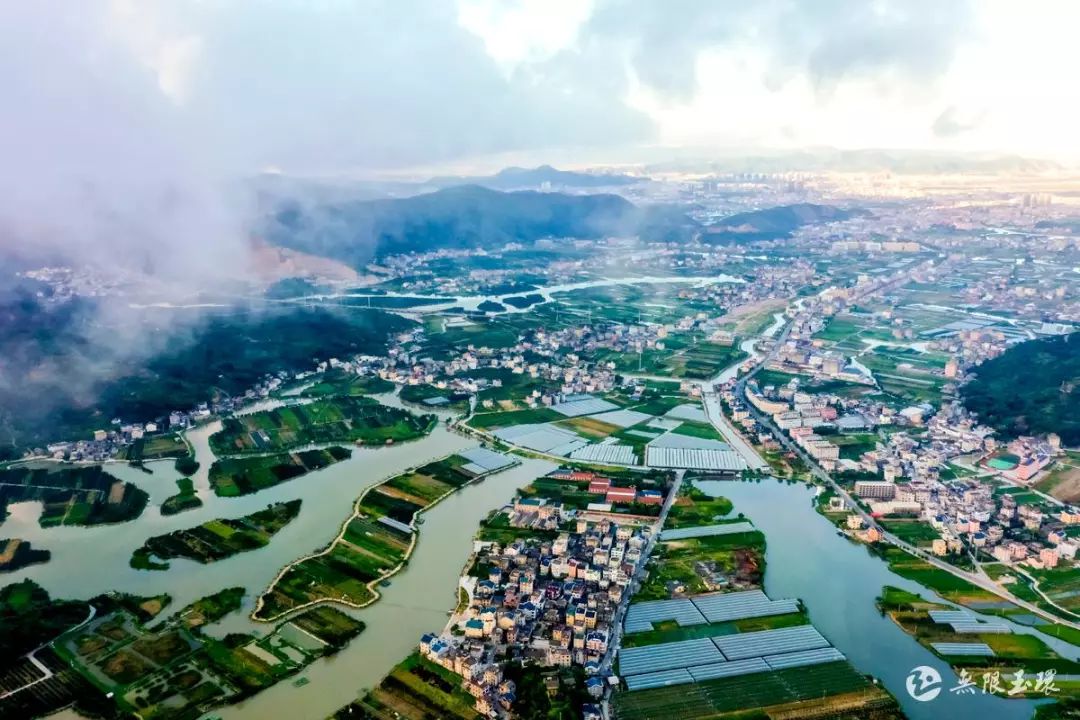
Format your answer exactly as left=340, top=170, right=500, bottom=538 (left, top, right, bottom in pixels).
left=697, top=477, right=1052, bottom=720
left=216, top=457, right=556, bottom=719
left=4, top=391, right=558, bottom=720
left=283, top=274, right=744, bottom=316
left=1, top=391, right=473, bottom=623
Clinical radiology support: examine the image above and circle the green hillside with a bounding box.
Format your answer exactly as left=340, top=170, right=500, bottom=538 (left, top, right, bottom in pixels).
left=963, top=332, right=1079, bottom=445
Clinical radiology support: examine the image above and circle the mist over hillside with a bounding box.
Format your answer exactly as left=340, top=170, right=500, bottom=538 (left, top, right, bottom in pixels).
left=263, top=184, right=698, bottom=268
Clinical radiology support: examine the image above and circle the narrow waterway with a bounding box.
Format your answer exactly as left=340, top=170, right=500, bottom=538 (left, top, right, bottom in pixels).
left=216, top=457, right=556, bottom=720
left=697, top=478, right=1049, bottom=720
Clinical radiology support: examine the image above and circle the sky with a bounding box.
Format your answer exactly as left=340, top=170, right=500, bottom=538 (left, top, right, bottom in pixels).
left=1, top=0, right=1079, bottom=281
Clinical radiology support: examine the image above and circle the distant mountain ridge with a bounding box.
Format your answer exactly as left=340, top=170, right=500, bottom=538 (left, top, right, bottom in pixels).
left=265, top=184, right=696, bottom=267
left=427, top=164, right=642, bottom=190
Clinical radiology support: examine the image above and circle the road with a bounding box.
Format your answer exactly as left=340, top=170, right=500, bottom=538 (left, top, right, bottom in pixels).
left=735, top=318, right=1080, bottom=632
left=1, top=604, right=97, bottom=700
left=600, top=470, right=684, bottom=714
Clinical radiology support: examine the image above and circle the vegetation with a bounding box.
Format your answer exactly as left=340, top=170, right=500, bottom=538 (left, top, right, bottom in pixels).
left=120, top=434, right=188, bottom=464
left=665, top=483, right=734, bottom=529
left=160, top=477, right=202, bottom=515
left=210, top=397, right=434, bottom=454
left=256, top=454, right=490, bottom=620
left=0, top=580, right=90, bottom=660
left=130, top=500, right=302, bottom=571
left=268, top=184, right=696, bottom=265
left=963, top=331, right=1079, bottom=444
left=613, top=662, right=893, bottom=720
left=0, top=465, right=148, bottom=527
left=173, top=587, right=246, bottom=629
left=208, top=446, right=351, bottom=497
left=174, top=453, right=200, bottom=477
left=0, top=538, right=50, bottom=573
left=637, top=530, right=766, bottom=601
left=298, top=369, right=395, bottom=398
left=0, top=303, right=414, bottom=451
left=333, top=652, right=481, bottom=720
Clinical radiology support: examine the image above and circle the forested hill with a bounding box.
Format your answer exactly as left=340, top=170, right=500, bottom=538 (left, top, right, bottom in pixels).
left=962, top=332, right=1079, bottom=445
left=701, top=203, right=866, bottom=243
left=264, top=185, right=698, bottom=267
left=0, top=299, right=413, bottom=454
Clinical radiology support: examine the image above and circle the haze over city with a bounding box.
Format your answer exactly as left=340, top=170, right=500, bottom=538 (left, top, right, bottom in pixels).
left=0, top=4, right=1078, bottom=720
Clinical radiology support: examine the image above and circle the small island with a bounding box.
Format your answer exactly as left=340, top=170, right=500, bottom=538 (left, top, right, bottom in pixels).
left=131, top=500, right=302, bottom=571
left=0, top=538, right=51, bottom=573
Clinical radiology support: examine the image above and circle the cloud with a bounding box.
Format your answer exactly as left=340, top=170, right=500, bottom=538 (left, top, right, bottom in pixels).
left=584, top=0, right=973, bottom=101
left=932, top=105, right=985, bottom=138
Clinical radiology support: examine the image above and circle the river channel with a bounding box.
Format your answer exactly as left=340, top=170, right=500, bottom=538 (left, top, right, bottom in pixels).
left=697, top=477, right=1055, bottom=720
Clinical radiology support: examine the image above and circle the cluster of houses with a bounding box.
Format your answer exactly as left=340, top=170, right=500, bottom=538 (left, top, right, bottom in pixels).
left=417, top=514, right=652, bottom=717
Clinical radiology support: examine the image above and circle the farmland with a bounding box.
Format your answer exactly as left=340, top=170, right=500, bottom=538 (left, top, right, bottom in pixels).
left=296, top=369, right=395, bottom=398
left=208, top=446, right=351, bottom=497
left=255, top=453, right=508, bottom=620
left=879, top=584, right=1080, bottom=687
left=130, top=500, right=302, bottom=571
left=612, top=662, right=894, bottom=720
left=637, top=528, right=766, bottom=601
left=209, top=396, right=435, bottom=454
left=333, top=652, right=481, bottom=720
left=0, top=465, right=148, bottom=527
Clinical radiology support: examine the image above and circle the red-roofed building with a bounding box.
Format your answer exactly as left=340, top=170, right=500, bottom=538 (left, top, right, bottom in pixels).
left=605, top=487, right=637, bottom=504
left=636, top=490, right=663, bottom=505
left=588, top=479, right=611, bottom=494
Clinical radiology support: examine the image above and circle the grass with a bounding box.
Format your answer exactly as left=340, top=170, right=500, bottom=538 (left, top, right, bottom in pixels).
left=665, top=485, right=734, bottom=529
left=556, top=416, right=622, bottom=439
left=671, top=420, right=725, bottom=441
left=637, top=531, right=765, bottom=601
left=880, top=519, right=941, bottom=545
left=299, top=370, right=395, bottom=398
left=880, top=547, right=1002, bottom=605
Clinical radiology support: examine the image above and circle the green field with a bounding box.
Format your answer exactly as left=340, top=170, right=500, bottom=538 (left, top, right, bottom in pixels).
left=612, top=662, right=879, bottom=720
left=255, top=455, right=487, bottom=620
left=0, top=465, right=148, bottom=528
left=210, top=397, right=434, bottom=454
left=160, top=477, right=202, bottom=515
left=468, top=407, right=563, bottom=429
left=208, top=446, right=351, bottom=497
left=298, top=370, right=395, bottom=398
left=131, top=500, right=302, bottom=570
